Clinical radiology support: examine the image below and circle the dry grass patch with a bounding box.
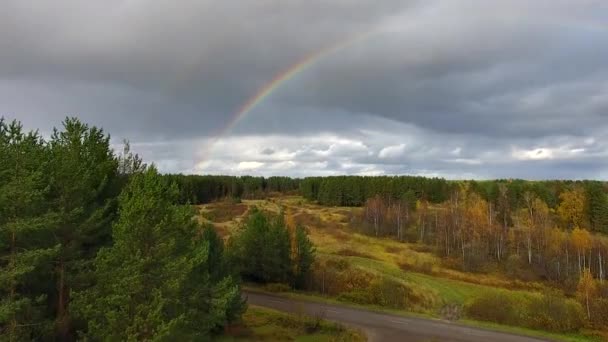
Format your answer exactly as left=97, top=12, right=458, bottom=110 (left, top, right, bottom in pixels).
left=204, top=202, right=248, bottom=223
left=335, top=248, right=379, bottom=260
left=293, top=212, right=322, bottom=227
left=385, top=245, right=404, bottom=254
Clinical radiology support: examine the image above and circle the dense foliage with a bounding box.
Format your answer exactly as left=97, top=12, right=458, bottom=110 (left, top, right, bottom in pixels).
left=0, top=118, right=245, bottom=340
left=228, top=208, right=315, bottom=289
left=300, top=176, right=451, bottom=206
left=300, top=177, right=608, bottom=234
left=165, top=174, right=299, bottom=204
left=75, top=167, right=245, bottom=340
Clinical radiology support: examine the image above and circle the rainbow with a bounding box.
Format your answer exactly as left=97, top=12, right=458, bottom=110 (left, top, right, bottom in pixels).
left=198, top=31, right=375, bottom=167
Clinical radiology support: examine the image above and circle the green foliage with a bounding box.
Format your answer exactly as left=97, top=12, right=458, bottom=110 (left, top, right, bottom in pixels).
left=229, top=209, right=315, bottom=287
left=74, top=167, right=245, bottom=340
left=47, top=117, right=120, bottom=338
left=0, top=119, right=58, bottom=340
left=586, top=181, right=608, bottom=233
left=165, top=174, right=299, bottom=204
left=293, top=225, right=315, bottom=289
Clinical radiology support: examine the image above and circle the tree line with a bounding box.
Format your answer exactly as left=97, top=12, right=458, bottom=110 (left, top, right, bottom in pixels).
left=0, top=118, right=314, bottom=340
left=300, top=176, right=608, bottom=234
left=356, top=183, right=608, bottom=327
left=165, top=174, right=299, bottom=204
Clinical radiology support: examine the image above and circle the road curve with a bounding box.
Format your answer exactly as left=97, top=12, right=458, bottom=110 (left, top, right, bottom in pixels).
left=244, top=290, right=550, bottom=342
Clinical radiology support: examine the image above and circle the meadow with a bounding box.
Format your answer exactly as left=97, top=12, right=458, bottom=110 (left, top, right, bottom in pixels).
left=200, top=196, right=605, bottom=342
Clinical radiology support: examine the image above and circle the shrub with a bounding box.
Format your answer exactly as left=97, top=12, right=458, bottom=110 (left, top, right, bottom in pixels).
left=264, top=283, right=291, bottom=293
left=589, top=298, right=608, bottom=330
left=466, top=290, right=584, bottom=333
left=527, top=292, right=584, bottom=332
left=466, top=291, right=521, bottom=325
left=337, top=278, right=416, bottom=310
left=367, top=278, right=412, bottom=309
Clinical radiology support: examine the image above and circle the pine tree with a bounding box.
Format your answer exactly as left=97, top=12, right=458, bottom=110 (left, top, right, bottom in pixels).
left=233, top=209, right=296, bottom=284
left=292, top=225, right=315, bottom=289
left=0, top=120, right=58, bottom=340
left=586, top=182, right=608, bottom=233
left=47, top=118, right=119, bottom=339
left=75, top=167, right=244, bottom=340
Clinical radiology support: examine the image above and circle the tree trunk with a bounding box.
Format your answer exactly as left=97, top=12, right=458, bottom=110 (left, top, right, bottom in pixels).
left=586, top=290, right=591, bottom=320
left=9, top=230, right=16, bottom=340
left=57, top=261, right=70, bottom=340
left=599, top=250, right=604, bottom=283
left=527, top=235, right=532, bottom=265
left=566, top=249, right=569, bottom=278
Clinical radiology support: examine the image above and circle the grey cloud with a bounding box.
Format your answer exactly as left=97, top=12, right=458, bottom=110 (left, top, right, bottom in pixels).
left=1, top=1, right=607, bottom=179
left=260, top=148, right=275, bottom=155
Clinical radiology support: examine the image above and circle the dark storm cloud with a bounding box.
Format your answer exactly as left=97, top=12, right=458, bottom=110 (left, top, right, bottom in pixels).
left=1, top=1, right=607, bottom=178
left=275, top=2, right=608, bottom=138
left=0, top=0, right=415, bottom=138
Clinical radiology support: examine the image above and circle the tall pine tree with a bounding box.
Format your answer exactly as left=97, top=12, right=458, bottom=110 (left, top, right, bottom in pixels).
left=75, top=167, right=244, bottom=340
left=47, top=118, right=119, bottom=339
left=0, top=120, right=58, bottom=340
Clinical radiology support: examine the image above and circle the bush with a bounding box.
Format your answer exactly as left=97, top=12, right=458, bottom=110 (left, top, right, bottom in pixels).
left=466, top=290, right=584, bottom=333
left=589, top=298, right=608, bottom=330
left=264, top=283, right=291, bottom=293
left=337, top=278, right=417, bottom=310
left=527, top=291, right=584, bottom=332
left=368, top=278, right=412, bottom=309
left=466, top=291, right=521, bottom=325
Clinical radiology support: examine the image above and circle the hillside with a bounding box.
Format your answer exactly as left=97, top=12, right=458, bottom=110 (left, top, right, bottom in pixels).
left=199, top=195, right=607, bottom=342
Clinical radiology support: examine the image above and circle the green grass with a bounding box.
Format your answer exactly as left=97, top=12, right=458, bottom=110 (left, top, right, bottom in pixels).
left=215, top=305, right=365, bottom=341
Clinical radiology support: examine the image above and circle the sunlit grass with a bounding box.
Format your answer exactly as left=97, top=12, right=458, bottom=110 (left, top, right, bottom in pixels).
left=200, top=195, right=601, bottom=341
left=216, top=305, right=365, bottom=342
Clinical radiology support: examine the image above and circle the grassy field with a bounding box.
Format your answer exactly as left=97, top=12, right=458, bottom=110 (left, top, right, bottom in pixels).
left=216, top=305, right=364, bottom=342
left=200, top=196, right=603, bottom=342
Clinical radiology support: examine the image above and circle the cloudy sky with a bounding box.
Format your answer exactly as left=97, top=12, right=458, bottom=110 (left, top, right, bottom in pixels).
left=2, top=0, right=608, bottom=179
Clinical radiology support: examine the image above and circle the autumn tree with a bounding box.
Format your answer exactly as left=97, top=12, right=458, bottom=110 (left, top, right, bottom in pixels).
left=577, top=268, right=597, bottom=321
left=571, top=228, right=592, bottom=275
left=364, top=195, right=385, bottom=237
left=557, top=187, right=589, bottom=230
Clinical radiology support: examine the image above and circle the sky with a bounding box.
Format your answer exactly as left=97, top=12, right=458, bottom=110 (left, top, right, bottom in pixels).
left=2, top=0, right=608, bottom=179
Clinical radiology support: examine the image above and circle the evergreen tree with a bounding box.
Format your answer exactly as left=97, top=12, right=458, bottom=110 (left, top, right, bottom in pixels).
left=292, top=225, right=315, bottom=289
left=75, top=167, right=244, bottom=340
left=47, top=118, right=119, bottom=338
left=586, top=182, right=608, bottom=233
left=267, top=214, right=292, bottom=283
left=0, top=120, right=58, bottom=340
left=232, top=209, right=299, bottom=285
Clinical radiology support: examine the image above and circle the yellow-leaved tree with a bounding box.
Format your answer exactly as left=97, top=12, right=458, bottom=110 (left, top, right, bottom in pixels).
left=577, top=268, right=597, bottom=320
left=557, top=188, right=588, bottom=230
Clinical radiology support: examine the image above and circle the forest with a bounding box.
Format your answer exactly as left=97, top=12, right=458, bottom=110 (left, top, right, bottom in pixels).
left=0, top=118, right=313, bottom=341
